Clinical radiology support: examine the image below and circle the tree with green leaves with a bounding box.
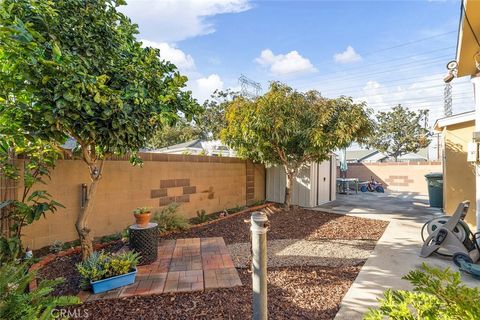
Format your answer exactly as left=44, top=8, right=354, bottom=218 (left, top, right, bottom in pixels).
left=146, top=118, right=205, bottom=149
left=198, top=90, right=238, bottom=140
left=368, top=105, right=430, bottom=162
left=147, top=90, right=237, bottom=149
left=0, top=106, right=63, bottom=263
left=1, top=0, right=199, bottom=259
left=222, top=82, right=372, bottom=207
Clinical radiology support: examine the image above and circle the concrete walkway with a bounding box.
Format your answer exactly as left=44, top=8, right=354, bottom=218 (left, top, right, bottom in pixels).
left=316, top=191, right=479, bottom=320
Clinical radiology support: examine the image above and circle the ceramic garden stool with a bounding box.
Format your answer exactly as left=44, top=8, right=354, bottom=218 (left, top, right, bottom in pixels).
left=129, top=223, right=158, bottom=265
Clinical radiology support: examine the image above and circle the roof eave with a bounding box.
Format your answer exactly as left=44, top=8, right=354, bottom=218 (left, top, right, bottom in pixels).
left=455, top=0, right=480, bottom=78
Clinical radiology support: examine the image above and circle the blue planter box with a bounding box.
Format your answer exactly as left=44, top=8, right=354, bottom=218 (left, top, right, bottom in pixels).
left=90, top=268, right=137, bottom=294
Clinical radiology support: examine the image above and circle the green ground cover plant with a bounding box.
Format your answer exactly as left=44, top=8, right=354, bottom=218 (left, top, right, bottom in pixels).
left=365, top=263, right=480, bottom=320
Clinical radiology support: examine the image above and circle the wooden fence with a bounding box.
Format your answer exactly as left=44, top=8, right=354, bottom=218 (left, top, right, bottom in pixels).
left=0, top=153, right=16, bottom=238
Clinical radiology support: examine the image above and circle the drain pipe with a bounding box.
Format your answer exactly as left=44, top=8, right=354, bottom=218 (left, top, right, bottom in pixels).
left=251, top=211, right=269, bottom=320
left=472, top=73, right=480, bottom=240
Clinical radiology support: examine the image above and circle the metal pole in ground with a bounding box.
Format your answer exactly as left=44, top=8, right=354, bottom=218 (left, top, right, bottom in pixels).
left=251, top=211, right=269, bottom=320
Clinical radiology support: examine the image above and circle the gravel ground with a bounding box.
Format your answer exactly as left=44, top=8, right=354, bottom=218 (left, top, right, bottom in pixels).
left=228, top=239, right=375, bottom=268
left=70, top=266, right=360, bottom=320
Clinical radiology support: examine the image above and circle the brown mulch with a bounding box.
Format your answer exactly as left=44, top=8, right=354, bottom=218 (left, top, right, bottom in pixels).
left=37, top=242, right=124, bottom=296
left=38, top=208, right=388, bottom=319
left=164, top=207, right=389, bottom=244
left=70, top=266, right=360, bottom=320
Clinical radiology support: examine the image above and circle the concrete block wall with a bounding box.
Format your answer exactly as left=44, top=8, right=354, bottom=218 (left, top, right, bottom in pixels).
left=20, top=154, right=265, bottom=250
left=339, top=161, right=442, bottom=195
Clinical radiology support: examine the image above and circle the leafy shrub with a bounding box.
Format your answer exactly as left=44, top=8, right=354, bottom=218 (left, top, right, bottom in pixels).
left=99, top=229, right=128, bottom=243
left=153, top=203, right=190, bottom=233
left=228, top=204, right=245, bottom=214
left=49, top=240, right=64, bottom=254
left=76, top=251, right=139, bottom=290
left=0, top=262, right=79, bottom=319
left=364, top=263, right=480, bottom=320
left=250, top=200, right=266, bottom=207
left=0, top=237, right=21, bottom=265
left=192, top=209, right=210, bottom=224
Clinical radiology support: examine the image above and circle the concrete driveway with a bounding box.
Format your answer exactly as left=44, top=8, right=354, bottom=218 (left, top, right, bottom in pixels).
left=315, top=191, right=480, bottom=320
left=319, top=191, right=439, bottom=221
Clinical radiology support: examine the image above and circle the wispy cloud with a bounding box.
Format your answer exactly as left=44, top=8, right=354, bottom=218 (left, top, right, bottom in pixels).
left=121, top=0, right=252, bottom=43
left=192, top=74, right=224, bottom=102
left=255, top=49, right=317, bottom=76
left=334, top=46, right=362, bottom=64
left=141, top=40, right=195, bottom=71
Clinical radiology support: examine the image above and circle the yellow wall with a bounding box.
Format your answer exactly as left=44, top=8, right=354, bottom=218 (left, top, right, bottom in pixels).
left=443, top=120, right=476, bottom=228
left=20, top=155, right=265, bottom=249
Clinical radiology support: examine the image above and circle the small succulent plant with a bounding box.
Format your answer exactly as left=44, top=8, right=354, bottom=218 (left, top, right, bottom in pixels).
left=133, top=207, right=150, bottom=215
left=76, top=251, right=140, bottom=289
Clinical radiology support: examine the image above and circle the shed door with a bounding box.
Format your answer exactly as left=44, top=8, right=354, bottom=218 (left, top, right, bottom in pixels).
left=317, top=160, right=331, bottom=205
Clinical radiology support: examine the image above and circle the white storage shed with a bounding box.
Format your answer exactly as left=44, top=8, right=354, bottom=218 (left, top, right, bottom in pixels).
left=266, top=155, right=337, bottom=207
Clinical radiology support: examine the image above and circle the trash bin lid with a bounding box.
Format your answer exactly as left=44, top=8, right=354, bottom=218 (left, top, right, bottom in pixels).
left=425, top=172, right=443, bottom=179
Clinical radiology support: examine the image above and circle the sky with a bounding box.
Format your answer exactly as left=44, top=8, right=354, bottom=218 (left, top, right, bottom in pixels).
left=120, top=0, right=475, bottom=127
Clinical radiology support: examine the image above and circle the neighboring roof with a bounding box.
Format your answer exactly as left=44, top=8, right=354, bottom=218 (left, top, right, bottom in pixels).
left=455, top=0, right=480, bottom=77
left=157, top=139, right=203, bottom=152
left=371, top=151, right=428, bottom=162
left=434, top=110, right=475, bottom=131
left=345, top=149, right=378, bottom=162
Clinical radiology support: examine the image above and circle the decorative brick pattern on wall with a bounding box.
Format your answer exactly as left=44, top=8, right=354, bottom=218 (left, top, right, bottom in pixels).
left=339, top=161, right=442, bottom=195
left=385, top=175, right=414, bottom=187
left=151, top=179, right=196, bottom=206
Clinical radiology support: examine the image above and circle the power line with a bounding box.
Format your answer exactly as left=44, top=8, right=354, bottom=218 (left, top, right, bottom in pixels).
left=363, top=92, right=473, bottom=108
left=311, top=72, right=446, bottom=93
left=355, top=30, right=457, bottom=57
left=292, top=31, right=458, bottom=92
left=359, top=89, right=473, bottom=104
left=297, top=54, right=452, bottom=85
left=309, top=46, right=455, bottom=76
left=365, top=89, right=472, bottom=102
left=324, top=82, right=448, bottom=96
left=323, top=81, right=473, bottom=96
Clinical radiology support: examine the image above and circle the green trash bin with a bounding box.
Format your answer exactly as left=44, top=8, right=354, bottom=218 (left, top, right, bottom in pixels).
left=425, top=173, right=443, bottom=208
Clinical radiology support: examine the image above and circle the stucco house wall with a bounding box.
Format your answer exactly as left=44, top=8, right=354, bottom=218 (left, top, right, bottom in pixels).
left=441, top=120, right=476, bottom=228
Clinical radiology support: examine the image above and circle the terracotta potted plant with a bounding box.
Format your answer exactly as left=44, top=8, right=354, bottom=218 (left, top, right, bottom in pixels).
left=133, top=207, right=151, bottom=227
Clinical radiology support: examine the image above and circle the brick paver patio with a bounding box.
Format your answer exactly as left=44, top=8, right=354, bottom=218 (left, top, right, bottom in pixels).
left=79, top=237, right=242, bottom=302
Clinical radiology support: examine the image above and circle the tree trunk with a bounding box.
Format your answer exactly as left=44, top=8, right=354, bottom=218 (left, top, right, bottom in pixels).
left=284, top=171, right=295, bottom=209
left=76, top=160, right=105, bottom=260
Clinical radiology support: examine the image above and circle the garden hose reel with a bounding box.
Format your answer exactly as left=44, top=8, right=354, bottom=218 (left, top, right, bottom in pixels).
left=420, top=201, right=480, bottom=278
